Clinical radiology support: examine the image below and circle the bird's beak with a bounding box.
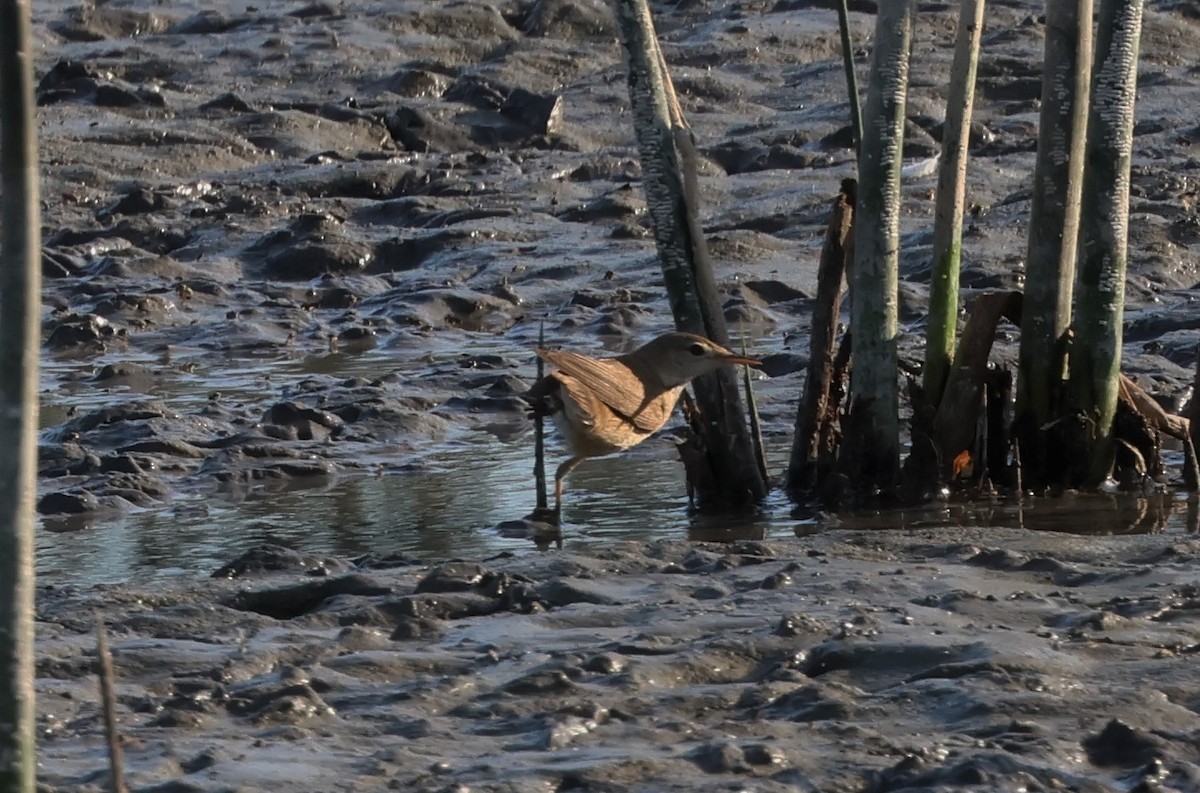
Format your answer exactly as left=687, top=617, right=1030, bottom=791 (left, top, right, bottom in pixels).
left=720, top=352, right=762, bottom=368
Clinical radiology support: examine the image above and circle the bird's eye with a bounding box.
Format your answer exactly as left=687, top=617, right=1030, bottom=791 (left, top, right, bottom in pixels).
left=688, top=342, right=706, bottom=356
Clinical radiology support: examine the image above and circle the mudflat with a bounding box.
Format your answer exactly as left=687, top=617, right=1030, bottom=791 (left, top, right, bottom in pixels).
left=38, top=530, right=1200, bottom=791
left=28, top=0, right=1200, bottom=789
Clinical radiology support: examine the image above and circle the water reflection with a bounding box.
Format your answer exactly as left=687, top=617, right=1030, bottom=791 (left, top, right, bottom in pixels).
left=35, top=436, right=706, bottom=583
left=33, top=426, right=1200, bottom=585
left=814, top=490, right=1194, bottom=537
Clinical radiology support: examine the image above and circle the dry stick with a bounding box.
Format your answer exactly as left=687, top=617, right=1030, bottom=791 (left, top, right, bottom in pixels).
left=787, top=181, right=854, bottom=495
left=931, top=290, right=1022, bottom=481
left=1190, top=440, right=1200, bottom=495
left=1013, top=438, right=1024, bottom=497
left=1189, top=343, right=1200, bottom=490
left=985, top=369, right=1012, bottom=486
left=1116, top=374, right=1198, bottom=488
left=652, top=37, right=726, bottom=353
left=651, top=32, right=686, bottom=131
left=830, top=331, right=853, bottom=433
left=96, top=614, right=127, bottom=793
left=652, top=42, right=718, bottom=327
left=1117, top=374, right=1191, bottom=442
left=1186, top=436, right=1200, bottom=499
left=534, top=320, right=548, bottom=513
left=975, top=384, right=988, bottom=489
left=673, top=128, right=721, bottom=331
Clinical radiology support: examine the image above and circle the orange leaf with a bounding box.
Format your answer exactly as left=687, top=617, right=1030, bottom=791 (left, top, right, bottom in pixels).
left=952, top=449, right=973, bottom=479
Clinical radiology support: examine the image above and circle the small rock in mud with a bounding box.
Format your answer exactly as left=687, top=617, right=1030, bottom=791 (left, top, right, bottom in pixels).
left=37, top=490, right=100, bottom=515
left=211, top=543, right=351, bottom=579
left=1083, top=719, right=1165, bottom=767
left=389, top=616, right=445, bottom=641
left=45, top=313, right=116, bottom=349
left=414, top=562, right=490, bottom=593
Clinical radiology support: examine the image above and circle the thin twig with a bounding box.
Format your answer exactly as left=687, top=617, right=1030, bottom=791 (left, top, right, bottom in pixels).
left=1181, top=429, right=1200, bottom=493
left=787, top=182, right=853, bottom=494
left=649, top=26, right=687, bottom=130
left=835, top=0, right=863, bottom=155
left=1188, top=342, right=1200, bottom=491
left=96, top=613, right=126, bottom=793
left=1013, top=437, right=1023, bottom=496
left=740, top=332, right=769, bottom=486
left=534, top=320, right=548, bottom=512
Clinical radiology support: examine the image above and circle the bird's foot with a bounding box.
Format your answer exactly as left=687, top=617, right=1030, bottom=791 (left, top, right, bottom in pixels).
left=524, top=505, right=561, bottom=527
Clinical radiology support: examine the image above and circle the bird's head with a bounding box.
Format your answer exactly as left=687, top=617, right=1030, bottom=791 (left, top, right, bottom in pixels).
left=630, top=331, right=761, bottom=388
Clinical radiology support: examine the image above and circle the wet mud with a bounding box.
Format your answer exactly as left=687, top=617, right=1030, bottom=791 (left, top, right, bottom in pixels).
left=37, top=531, right=1200, bottom=791
left=25, top=0, right=1200, bottom=789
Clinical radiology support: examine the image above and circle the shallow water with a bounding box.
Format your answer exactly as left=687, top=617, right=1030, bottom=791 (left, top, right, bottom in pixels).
left=36, top=425, right=1199, bottom=584
left=28, top=0, right=1199, bottom=596
left=33, top=315, right=1199, bottom=584
left=35, top=432, right=674, bottom=583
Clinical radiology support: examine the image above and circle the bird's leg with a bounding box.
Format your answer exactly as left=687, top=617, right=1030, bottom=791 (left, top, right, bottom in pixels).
left=554, top=457, right=583, bottom=516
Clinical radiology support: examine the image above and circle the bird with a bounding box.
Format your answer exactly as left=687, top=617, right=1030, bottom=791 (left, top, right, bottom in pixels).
left=525, top=331, right=760, bottom=515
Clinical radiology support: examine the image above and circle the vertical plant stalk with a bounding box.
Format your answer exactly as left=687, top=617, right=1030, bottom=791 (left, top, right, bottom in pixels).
left=923, top=0, right=986, bottom=403
left=839, top=1, right=915, bottom=496
left=739, top=334, right=769, bottom=486
left=612, top=0, right=768, bottom=507
left=1015, top=0, right=1094, bottom=483
left=533, top=321, right=548, bottom=514
left=835, top=0, right=864, bottom=154
left=0, top=0, right=41, bottom=790
left=1070, top=0, right=1144, bottom=485
left=96, top=616, right=128, bottom=793
left=1189, top=344, right=1200, bottom=490
left=985, top=368, right=1013, bottom=485
left=788, top=179, right=855, bottom=495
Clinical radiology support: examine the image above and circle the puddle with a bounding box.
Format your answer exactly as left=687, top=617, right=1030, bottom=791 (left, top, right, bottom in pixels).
left=35, top=421, right=1200, bottom=585
left=35, top=434, right=690, bottom=584
left=816, top=489, right=1199, bottom=537
left=31, top=302, right=1199, bottom=586
left=33, top=324, right=1200, bottom=586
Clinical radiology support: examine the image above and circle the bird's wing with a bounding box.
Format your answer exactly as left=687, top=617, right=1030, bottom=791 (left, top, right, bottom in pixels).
left=537, top=348, right=674, bottom=432
left=552, top=372, right=600, bottom=427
